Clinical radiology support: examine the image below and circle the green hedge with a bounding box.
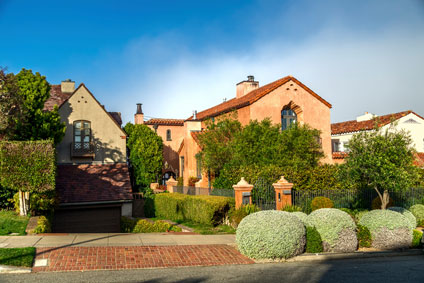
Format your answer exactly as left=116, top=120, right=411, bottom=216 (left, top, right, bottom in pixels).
left=0, top=141, right=56, bottom=193
left=154, top=193, right=234, bottom=225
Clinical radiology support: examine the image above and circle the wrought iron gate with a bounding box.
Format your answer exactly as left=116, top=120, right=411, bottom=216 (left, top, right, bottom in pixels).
left=252, top=178, right=275, bottom=210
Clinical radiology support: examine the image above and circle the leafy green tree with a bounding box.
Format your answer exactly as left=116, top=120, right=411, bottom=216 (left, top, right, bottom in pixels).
left=12, top=69, right=65, bottom=145
left=0, top=141, right=56, bottom=215
left=0, top=69, right=25, bottom=139
left=124, top=122, right=164, bottom=190
left=341, top=126, right=419, bottom=209
left=198, top=116, right=324, bottom=189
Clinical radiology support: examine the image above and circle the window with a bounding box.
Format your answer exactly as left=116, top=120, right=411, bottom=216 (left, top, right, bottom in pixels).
left=166, top=129, right=172, bottom=141
left=343, top=142, right=349, bottom=152
left=180, top=156, right=185, bottom=177
left=332, top=139, right=340, bottom=152
left=196, top=155, right=202, bottom=179
left=281, top=109, right=297, bottom=131
left=73, top=120, right=91, bottom=150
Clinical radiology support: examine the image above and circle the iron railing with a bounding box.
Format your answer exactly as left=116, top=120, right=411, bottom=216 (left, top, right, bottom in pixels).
left=173, top=186, right=235, bottom=198
left=71, top=142, right=95, bottom=158
left=252, top=178, right=275, bottom=210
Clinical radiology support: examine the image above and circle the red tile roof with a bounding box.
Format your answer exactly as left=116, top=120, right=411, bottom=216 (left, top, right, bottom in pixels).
left=191, top=131, right=203, bottom=149
left=56, top=164, right=132, bottom=203
left=331, top=110, right=422, bottom=135
left=332, top=152, right=349, bottom=159
left=191, top=76, right=332, bottom=121
left=43, top=85, right=73, bottom=111
left=145, top=118, right=184, bottom=126
left=415, top=153, right=424, bottom=168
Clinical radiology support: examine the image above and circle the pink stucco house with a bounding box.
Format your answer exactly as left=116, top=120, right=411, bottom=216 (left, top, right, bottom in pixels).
left=136, top=75, right=333, bottom=187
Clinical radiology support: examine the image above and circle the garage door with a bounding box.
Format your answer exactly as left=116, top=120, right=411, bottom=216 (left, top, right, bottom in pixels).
left=53, top=204, right=121, bottom=233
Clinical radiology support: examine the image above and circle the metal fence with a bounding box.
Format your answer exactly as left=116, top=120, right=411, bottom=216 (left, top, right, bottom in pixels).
left=252, top=178, right=275, bottom=210
left=292, top=187, right=424, bottom=213
left=173, top=186, right=235, bottom=197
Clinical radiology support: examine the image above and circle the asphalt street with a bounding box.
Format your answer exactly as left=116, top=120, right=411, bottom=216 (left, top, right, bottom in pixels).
left=1, top=254, right=423, bottom=283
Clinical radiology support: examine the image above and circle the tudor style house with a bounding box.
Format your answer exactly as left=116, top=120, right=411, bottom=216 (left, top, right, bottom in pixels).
left=331, top=110, right=424, bottom=165
left=137, top=75, right=333, bottom=187
left=45, top=80, right=132, bottom=233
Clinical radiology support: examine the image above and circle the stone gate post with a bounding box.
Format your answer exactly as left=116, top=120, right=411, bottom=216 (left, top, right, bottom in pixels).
left=233, top=177, right=254, bottom=209
left=273, top=176, right=293, bottom=210
left=166, top=177, right=178, bottom=193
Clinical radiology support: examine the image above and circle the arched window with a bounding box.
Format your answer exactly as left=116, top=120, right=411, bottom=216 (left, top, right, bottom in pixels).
left=281, top=109, right=297, bottom=130
left=73, top=120, right=91, bottom=150
left=166, top=129, right=172, bottom=141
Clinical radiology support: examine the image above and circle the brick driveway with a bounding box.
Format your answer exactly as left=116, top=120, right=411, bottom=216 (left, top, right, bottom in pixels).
left=33, top=245, right=254, bottom=272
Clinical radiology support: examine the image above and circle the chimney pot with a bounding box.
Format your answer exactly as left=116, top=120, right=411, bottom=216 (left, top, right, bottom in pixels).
left=134, top=103, right=144, bottom=124
left=136, top=103, right=143, bottom=114
left=247, top=75, right=254, bottom=81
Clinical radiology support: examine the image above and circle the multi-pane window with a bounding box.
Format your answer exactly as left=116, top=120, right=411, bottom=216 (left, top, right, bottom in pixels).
left=332, top=139, right=341, bottom=152
left=74, top=120, right=91, bottom=150
left=196, top=155, right=202, bottom=179
left=166, top=129, right=171, bottom=141
left=281, top=109, right=297, bottom=131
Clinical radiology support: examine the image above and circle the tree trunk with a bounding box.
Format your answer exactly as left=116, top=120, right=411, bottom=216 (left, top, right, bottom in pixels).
left=381, top=190, right=389, bottom=210
left=19, top=190, right=30, bottom=216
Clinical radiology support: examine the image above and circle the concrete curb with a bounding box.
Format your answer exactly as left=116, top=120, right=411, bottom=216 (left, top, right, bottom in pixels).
left=254, top=249, right=424, bottom=263
left=0, top=264, right=32, bottom=274
left=287, top=249, right=424, bottom=262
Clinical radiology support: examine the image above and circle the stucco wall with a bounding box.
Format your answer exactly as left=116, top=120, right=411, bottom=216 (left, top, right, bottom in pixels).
left=57, top=86, right=127, bottom=164
left=181, top=121, right=202, bottom=186
left=248, top=80, right=332, bottom=163
left=147, top=124, right=184, bottom=175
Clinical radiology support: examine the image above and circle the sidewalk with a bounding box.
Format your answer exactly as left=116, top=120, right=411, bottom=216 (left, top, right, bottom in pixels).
left=0, top=233, right=236, bottom=248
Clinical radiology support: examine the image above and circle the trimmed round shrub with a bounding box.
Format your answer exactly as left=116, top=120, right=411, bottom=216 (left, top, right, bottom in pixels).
left=412, top=229, right=423, bottom=248
left=371, top=196, right=394, bottom=210
left=388, top=207, right=417, bottom=230
left=311, top=197, right=334, bottom=211
left=236, top=210, right=306, bottom=259
left=306, top=208, right=357, bottom=252
left=291, top=211, right=308, bottom=224
left=357, top=224, right=372, bottom=248
left=359, top=210, right=412, bottom=250
left=338, top=208, right=354, bottom=219
left=409, top=204, right=424, bottom=227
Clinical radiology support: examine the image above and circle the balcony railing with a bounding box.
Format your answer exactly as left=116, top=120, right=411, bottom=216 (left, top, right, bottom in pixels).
left=71, top=142, right=95, bottom=158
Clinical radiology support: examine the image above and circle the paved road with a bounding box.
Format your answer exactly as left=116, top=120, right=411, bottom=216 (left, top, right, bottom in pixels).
left=2, top=254, right=423, bottom=283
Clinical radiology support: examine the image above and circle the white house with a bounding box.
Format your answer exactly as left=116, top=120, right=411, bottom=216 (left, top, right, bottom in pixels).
left=331, top=110, right=424, bottom=164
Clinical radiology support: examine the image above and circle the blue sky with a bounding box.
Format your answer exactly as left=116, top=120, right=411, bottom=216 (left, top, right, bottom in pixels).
left=1, top=0, right=424, bottom=124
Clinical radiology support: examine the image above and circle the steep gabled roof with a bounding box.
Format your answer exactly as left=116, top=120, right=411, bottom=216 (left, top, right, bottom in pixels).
left=191, top=76, right=332, bottom=121
left=108, top=112, right=123, bottom=127
left=43, top=85, right=73, bottom=111
left=145, top=118, right=184, bottom=126
left=331, top=110, right=423, bottom=135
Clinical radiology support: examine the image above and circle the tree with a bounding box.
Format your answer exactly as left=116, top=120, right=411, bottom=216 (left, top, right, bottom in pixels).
left=0, top=141, right=56, bottom=215
left=12, top=69, right=65, bottom=145
left=341, top=126, right=419, bottom=209
left=198, top=116, right=324, bottom=188
left=0, top=69, right=25, bottom=139
left=124, top=122, right=164, bottom=190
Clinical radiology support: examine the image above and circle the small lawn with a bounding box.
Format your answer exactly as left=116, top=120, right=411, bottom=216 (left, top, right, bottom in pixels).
left=0, top=247, right=35, bottom=267
left=0, top=210, right=29, bottom=235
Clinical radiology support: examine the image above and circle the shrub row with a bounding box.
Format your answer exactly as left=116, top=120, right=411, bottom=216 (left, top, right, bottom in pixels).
left=154, top=193, right=235, bottom=225
left=120, top=217, right=182, bottom=233
left=33, top=216, right=51, bottom=234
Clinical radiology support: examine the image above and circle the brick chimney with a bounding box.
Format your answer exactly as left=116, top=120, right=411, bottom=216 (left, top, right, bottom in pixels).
left=236, top=75, right=259, bottom=99
left=61, top=79, right=75, bottom=93
left=134, top=103, right=144, bottom=124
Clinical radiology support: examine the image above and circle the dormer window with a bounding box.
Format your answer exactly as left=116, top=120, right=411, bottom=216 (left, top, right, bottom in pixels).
left=166, top=129, right=172, bottom=141
left=281, top=109, right=297, bottom=131
left=72, top=120, right=94, bottom=158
